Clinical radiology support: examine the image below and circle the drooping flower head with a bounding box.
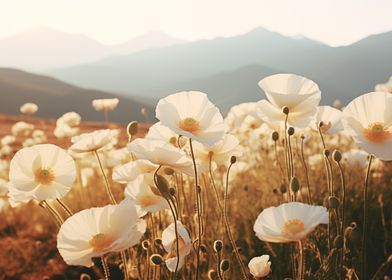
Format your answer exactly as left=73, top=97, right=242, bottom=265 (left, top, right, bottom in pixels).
left=312, top=106, right=344, bottom=135
left=70, top=129, right=113, bottom=153
left=128, top=138, right=194, bottom=176
left=9, top=144, right=76, bottom=201
left=253, top=202, right=328, bottom=243
left=57, top=198, right=146, bottom=267
left=156, top=91, right=225, bottom=146
left=162, top=221, right=192, bottom=272
left=257, top=74, right=321, bottom=129
left=125, top=173, right=168, bottom=216
left=342, top=92, right=392, bottom=161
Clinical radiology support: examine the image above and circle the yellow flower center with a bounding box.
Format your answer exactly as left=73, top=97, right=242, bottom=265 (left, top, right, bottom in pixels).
left=89, top=233, right=114, bottom=252
left=34, top=168, right=55, bottom=185
left=363, top=122, right=390, bottom=143
left=282, top=219, right=305, bottom=235
left=178, top=117, right=200, bottom=134
left=139, top=194, right=161, bottom=208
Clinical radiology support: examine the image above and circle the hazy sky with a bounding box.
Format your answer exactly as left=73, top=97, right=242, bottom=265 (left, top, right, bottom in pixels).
left=1, top=0, right=392, bottom=46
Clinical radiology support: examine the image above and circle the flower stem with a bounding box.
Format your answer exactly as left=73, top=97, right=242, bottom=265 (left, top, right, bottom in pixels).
left=189, top=139, right=202, bottom=280
left=361, top=154, right=373, bottom=280
left=336, top=161, right=346, bottom=279
left=223, top=162, right=249, bottom=280
left=300, top=137, right=312, bottom=204
left=298, top=240, right=304, bottom=280
left=56, top=198, right=73, bottom=217
left=101, top=256, right=110, bottom=280
left=94, top=150, right=117, bottom=205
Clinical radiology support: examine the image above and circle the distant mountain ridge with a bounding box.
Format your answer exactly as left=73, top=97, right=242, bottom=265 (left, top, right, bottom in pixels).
left=0, top=68, right=152, bottom=122
left=46, top=27, right=392, bottom=112
left=0, top=28, right=186, bottom=70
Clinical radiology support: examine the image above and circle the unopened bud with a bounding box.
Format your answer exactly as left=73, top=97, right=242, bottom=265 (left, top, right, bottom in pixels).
left=287, top=127, right=295, bottom=136
left=328, top=196, right=339, bottom=209
left=332, top=150, right=342, bottom=162
left=126, top=121, right=138, bottom=137
left=142, top=240, right=150, bottom=250
left=272, top=131, right=279, bottom=141
left=323, top=149, right=330, bottom=157
left=163, top=167, right=174, bottom=175
left=150, top=254, right=164, bottom=265
left=155, top=175, right=170, bottom=197
left=282, top=106, right=289, bottom=115
left=230, top=156, right=237, bottom=164
left=213, top=240, right=223, bottom=252
left=290, top=177, right=300, bottom=193
left=220, top=259, right=230, bottom=272
left=80, top=274, right=91, bottom=280
left=280, top=183, right=287, bottom=194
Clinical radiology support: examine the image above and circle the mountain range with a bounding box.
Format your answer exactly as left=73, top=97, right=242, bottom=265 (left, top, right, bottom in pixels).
left=0, top=28, right=185, bottom=70
left=45, top=27, right=392, bottom=112
left=0, top=68, right=152, bottom=123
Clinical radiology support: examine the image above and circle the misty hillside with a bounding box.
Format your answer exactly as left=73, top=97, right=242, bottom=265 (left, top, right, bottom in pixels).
left=0, top=28, right=185, bottom=70
left=0, top=68, right=152, bottom=122
left=47, top=27, right=392, bottom=111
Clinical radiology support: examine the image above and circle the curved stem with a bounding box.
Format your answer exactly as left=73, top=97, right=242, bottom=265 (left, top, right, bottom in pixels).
left=337, top=161, right=346, bottom=280
left=94, top=150, right=117, bottom=205
left=361, top=155, right=373, bottom=280
left=223, top=162, right=249, bottom=280
left=189, top=139, right=202, bottom=280
left=56, top=198, right=73, bottom=217
left=216, top=250, right=224, bottom=280
left=39, top=200, right=63, bottom=227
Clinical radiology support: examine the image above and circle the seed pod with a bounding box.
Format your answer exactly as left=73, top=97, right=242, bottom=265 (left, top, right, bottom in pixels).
left=323, top=149, right=330, bottom=157
left=150, top=254, right=164, bottom=265
left=126, top=121, right=138, bottom=137
left=282, top=106, right=289, bottom=115
left=328, top=196, right=339, bottom=209
left=230, top=156, right=237, bottom=164
left=334, top=235, right=344, bottom=249
left=332, top=150, right=342, bottom=162
left=287, top=127, right=295, bottom=136
left=318, top=121, right=324, bottom=128
left=290, top=177, right=300, bottom=193
left=272, top=131, right=279, bottom=141
left=220, top=259, right=230, bottom=272
left=213, top=240, right=223, bottom=252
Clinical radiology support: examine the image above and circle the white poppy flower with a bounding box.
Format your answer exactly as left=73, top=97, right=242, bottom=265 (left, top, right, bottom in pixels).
left=253, top=202, right=328, bottom=243
left=145, top=122, right=184, bottom=147
left=57, top=198, right=146, bottom=267
left=70, top=129, right=113, bottom=153
left=248, top=255, right=271, bottom=279
left=92, top=98, right=119, bottom=111
left=193, top=134, right=242, bottom=167
left=1, top=135, right=16, bottom=146
left=20, top=103, right=38, bottom=115
left=7, top=182, right=35, bottom=207
left=257, top=74, right=321, bottom=129
left=125, top=173, right=168, bottom=216
left=58, top=112, right=81, bottom=127
left=343, top=149, right=369, bottom=168
left=156, top=91, right=225, bottom=146
left=12, top=121, right=34, bottom=137
left=128, top=139, right=194, bottom=176
left=312, top=106, right=344, bottom=134
left=342, top=92, right=392, bottom=161
left=112, top=159, right=157, bottom=184
left=162, top=221, right=192, bottom=272
left=9, top=144, right=76, bottom=201
left=225, top=102, right=259, bottom=133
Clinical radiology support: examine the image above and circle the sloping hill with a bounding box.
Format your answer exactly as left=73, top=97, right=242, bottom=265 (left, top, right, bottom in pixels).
left=0, top=68, right=152, bottom=123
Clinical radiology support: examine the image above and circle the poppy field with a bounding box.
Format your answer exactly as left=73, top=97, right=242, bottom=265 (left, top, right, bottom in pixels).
left=0, top=74, right=392, bottom=280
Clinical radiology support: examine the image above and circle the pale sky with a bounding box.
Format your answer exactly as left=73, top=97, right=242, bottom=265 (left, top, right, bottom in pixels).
left=1, top=0, right=392, bottom=46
